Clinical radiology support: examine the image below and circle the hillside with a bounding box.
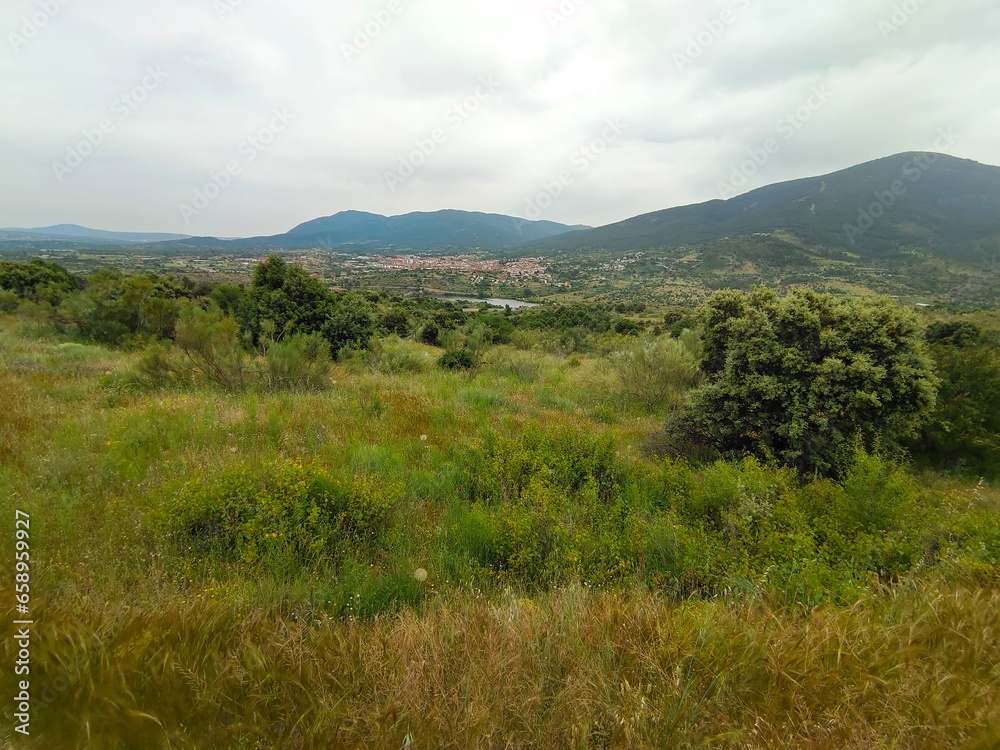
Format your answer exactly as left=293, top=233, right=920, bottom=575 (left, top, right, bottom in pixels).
left=529, top=153, right=1000, bottom=261
left=161, top=210, right=590, bottom=252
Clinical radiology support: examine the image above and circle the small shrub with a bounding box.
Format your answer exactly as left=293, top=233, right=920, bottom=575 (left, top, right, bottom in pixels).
left=161, top=462, right=398, bottom=575
left=263, top=332, right=332, bottom=391
left=418, top=322, right=440, bottom=347
left=612, top=335, right=702, bottom=412
left=835, top=448, right=920, bottom=534
left=363, top=336, right=429, bottom=374
left=438, top=349, right=477, bottom=370
left=130, top=341, right=192, bottom=390
left=174, top=303, right=249, bottom=391
left=682, top=457, right=795, bottom=535
left=465, top=427, right=624, bottom=503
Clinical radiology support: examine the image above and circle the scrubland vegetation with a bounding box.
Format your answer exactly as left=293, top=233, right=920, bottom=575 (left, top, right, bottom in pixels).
left=1, top=257, right=998, bottom=748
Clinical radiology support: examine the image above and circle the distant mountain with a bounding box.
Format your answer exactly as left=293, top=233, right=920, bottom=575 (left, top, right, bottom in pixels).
left=5, top=153, right=998, bottom=269
left=0, top=224, right=191, bottom=244
left=162, top=210, right=590, bottom=252
left=527, top=153, right=1000, bottom=260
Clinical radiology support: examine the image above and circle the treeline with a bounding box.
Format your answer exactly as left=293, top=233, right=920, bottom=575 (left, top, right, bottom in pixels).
left=0, top=256, right=656, bottom=371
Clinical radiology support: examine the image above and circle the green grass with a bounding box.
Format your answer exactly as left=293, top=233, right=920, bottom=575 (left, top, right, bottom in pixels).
left=1, top=318, right=998, bottom=748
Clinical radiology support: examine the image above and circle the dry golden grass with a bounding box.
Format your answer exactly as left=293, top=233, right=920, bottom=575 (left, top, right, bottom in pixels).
left=3, top=582, right=998, bottom=749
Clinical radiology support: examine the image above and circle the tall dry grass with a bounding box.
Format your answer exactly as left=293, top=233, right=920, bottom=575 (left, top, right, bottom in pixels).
left=2, top=582, right=998, bottom=748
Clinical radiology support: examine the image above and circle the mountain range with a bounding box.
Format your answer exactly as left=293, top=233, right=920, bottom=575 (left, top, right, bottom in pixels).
left=3, top=153, right=999, bottom=265
left=0, top=225, right=190, bottom=244
left=158, top=210, right=590, bottom=252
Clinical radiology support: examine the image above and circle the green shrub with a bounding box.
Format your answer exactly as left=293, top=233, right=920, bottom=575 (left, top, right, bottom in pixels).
left=465, top=427, right=624, bottom=505
left=640, top=514, right=729, bottom=596
left=835, top=448, right=921, bottom=535
left=161, top=462, right=398, bottom=575
left=612, top=335, right=702, bottom=412
left=363, top=335, right=430, bottom=374
left=925, top=320, right=982, bottom=347
left=0, top=289, right=19, bottom=313
left=263, top=332, right=332, bottom=391
left=438, top=349, right=477, bottom=370
left=681, top=457, right=795, bottom=533
left=677, top=287, right=939, bottom=476
left=447, top=429, right=639, bottom=587
left=418, top=322, right=440, bottom=346
left=130, top=341, right=192, bottom=390
left=915, top=341, right=1000, bottom=479
left=0, top=258, right=77, bottom=300
left=174, top=302, right=249, bottom=391
left=799, top=448, right=925, bottom=579
left=452, top=475, right=635, bottom=588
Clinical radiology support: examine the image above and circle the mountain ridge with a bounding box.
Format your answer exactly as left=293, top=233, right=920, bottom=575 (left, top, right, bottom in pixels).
left=0, top=224, right=191, bottom=244
left=2, top=153, right=998, bottom=265
left=524, top=152, right=1000, bottom=261
left=154, top=209, right=590, bottom=252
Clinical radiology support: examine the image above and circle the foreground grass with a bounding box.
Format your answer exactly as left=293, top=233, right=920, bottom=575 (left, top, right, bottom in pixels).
left=2, top=582, right=999, bottom=748
left=2, top=319, right=999, bottom=748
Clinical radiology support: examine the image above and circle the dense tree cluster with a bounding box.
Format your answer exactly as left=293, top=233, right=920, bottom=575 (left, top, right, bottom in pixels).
left=917, top=319, right=1000, bottom=478
left=0, top=258, right=79, bottom=304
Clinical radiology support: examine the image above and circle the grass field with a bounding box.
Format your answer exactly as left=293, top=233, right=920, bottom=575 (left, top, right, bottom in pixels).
left=1, top=315, right=998, bottom=748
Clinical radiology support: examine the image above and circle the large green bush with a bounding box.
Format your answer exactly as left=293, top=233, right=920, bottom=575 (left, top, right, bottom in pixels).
left=675, top=287, right=939, bottom=475
left=0, top=258, right=78, bottom=301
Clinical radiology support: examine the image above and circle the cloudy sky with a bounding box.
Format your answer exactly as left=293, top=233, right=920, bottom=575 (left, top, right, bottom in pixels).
left=2, top=0, right=999, bottom=237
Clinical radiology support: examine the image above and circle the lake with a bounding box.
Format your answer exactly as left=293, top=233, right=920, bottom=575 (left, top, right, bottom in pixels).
left=434, top=294, right=538, bottom=309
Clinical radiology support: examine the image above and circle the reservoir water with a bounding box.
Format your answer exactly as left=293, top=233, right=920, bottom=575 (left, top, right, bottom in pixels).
left=434, top=294, right=538, bottom=309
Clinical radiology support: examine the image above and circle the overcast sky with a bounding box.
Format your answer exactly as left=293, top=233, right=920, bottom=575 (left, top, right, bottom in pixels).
left=1, top=0, right=999, bottom=237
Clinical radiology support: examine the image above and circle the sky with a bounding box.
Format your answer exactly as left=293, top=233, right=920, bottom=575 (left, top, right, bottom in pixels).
left=1, top=0, right=999, bottom=238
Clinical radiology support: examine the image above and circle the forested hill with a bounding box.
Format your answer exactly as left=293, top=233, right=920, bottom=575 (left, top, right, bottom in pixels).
left=526, top=153, right=1000, bottom=261
left=157, top=210, right=589, bottom=252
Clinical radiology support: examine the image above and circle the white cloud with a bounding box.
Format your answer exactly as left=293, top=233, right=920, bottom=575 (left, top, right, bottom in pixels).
left=1, top=0, right=998, bottom=236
